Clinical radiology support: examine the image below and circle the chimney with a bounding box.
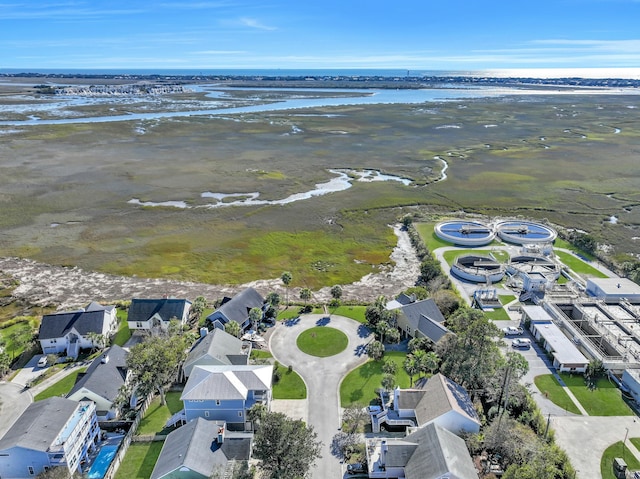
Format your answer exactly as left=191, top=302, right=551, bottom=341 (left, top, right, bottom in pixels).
left=217, top=426, right=225, bottom=444
left=101, top=354, right=109, bottom=364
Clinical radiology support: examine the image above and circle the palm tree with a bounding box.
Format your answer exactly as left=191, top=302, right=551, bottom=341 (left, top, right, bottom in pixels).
left=224, top=321, right=242, bottom=338
left=281, top=272, right=292, bottom=306
left=300, top=287, right=312, bottom=307
left=424, top=351, right=440, bottom=376
left=404, top=355, right=420, bottom=387
left=249, top=307, right=263, bottom=331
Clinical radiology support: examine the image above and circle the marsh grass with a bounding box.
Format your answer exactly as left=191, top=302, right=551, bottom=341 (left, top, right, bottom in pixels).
left=2, top=96, right=640, bottom=288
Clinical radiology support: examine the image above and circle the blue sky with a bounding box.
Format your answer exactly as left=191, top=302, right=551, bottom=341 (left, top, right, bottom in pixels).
left=1, top=0, right=640, bottom=73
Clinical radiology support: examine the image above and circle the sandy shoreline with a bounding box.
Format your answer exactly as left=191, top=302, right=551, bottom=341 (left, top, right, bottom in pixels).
left=0, top=225, right=420, bottom=310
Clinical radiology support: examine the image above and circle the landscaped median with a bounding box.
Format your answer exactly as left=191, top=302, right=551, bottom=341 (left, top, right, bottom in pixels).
left=534, top=373, right=633, bottom=416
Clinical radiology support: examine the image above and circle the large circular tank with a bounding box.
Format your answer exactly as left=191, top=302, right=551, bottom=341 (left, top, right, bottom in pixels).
left=435, top=220, right=495, bottom=246
left=451, top=254, right=505, bottom=283
left=496, top=221, right=557, bottom=245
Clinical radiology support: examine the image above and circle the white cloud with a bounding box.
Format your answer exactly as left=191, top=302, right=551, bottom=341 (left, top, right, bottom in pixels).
left=239, top=17, right=276, bottom=31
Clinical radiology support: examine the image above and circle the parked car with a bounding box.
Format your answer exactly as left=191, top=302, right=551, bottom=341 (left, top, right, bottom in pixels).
left=502, top=326, right=524, bottom=336
left=347, top=463, right=367, bottom=475
left=37, top=356, right=48, bottom=368
left=512, top=338, right=531, bottom=349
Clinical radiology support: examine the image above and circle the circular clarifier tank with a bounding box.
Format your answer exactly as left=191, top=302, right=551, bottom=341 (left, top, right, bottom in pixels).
left=435, top=220, right=495, bottom=246
left=496, top=221, right=557, bottom=245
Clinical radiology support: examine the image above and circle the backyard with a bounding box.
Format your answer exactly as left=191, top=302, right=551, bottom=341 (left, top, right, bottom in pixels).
left=113, top=442, right=164, bottom=479
left=136, top=391, right=184, bottom=436
left=340, top=351, right=412, bottom=407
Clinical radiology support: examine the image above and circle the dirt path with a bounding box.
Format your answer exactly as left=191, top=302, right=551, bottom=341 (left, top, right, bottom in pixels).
left=0, top=225, right=420, bottom=310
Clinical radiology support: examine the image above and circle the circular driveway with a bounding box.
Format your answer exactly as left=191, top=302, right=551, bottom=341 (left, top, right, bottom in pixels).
left=269, top=313, right=372, bottom=479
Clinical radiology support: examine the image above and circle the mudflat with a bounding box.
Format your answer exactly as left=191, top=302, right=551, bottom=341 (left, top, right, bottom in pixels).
left=0, top=79, right=638, bottom=290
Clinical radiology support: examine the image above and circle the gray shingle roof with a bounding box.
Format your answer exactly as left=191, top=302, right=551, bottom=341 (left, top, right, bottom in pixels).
left=206, top=288, right=264, bottom=326
left=181, top=365, right=272, bottom=401
left=0, top=397, right=79, bottom=452
left=394, top=298, right=448, bottom=342
left=404, top=423, right=478, bottom=479
left=183, top=329, right=246, bottom=376
left=150, top=418, right=252, bottom=479
left=127, top=298, right=191, bottom=323
left=413, top=373, right=480, bottom=428
left=68, top=345, right=127, bottom=403
left=39, top=310, right=108, bottom=340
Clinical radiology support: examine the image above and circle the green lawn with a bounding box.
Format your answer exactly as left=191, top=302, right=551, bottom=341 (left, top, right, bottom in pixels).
left=277, top=308, right=302, bottom=320
left=296, top=327, right=348, bottom=357
left=112, top=315, right=132, bottom=347
left=484, top=308, right=511, bottom=321
left=273, top=362, right=307, bottom=399
left=560, top=373, right=633, bottom=416
left=0, top=321, right=34, bottom=360
left=554, top=250, right=608, bottom=278
left=136, top=392, right=184, bottom=436
left=340, top=351, right=411, bottom=407
left=34, top=367, right=87, bottom=401
left=114, top=441, right=164, bottom=479
left=250, top=349, right=274, bottom=360
left=415, top=223, right=451, bottom=254
left=331, top=305, right=367, bottom=323
left=600, top=440, right=640, bottom=479
left=554, top=238, right=597, bottom=261
left=533, top=374, right=581, bottom=415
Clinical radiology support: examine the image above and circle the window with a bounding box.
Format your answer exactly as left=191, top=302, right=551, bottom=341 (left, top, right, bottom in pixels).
left=136, top=322, right=143, bottom=328
left=204, top=411, right=209, bottom=418
left=28, top=466, right=35, bottom=475
left=216, top=400, right=221, bottom=406
left=238, top=411, right=243, bottom=417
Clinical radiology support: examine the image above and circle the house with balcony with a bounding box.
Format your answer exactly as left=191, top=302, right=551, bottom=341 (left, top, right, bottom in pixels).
left=67, top=345, right=129, bottom=420
left=371, top=373, right=481, bottom=434
left=0, top=397, right=100, bottom=479
left=206, top=288, right=264, bottom=332
left=38, top=302, right=117, bottom=359
left=127, top=298, right=191, bottom=331
left=180, top=364, right=273, bottom=431
left=150, top=418, right=252, bottom=479
left=365, top=422, right=478, bottom=479
left=182, top=328, right=251, bottom=379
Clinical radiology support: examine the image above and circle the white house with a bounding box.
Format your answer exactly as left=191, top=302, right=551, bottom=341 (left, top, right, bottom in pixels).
left=127, top=298, right=191, bottom=331
left=67, top=345, right=129, bottom=420
left=365, top=423, right=478, bottom=479
left=38, top=302, right=117, bottom=359
left=371, top=373, right=481, bottom=434
left=0, top=397, right=100, bottom=479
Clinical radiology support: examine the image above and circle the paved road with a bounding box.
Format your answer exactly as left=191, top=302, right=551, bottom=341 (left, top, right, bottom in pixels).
left=0, top=381, right=32, bottom=438
left=269, top=314, right=372, bottom=479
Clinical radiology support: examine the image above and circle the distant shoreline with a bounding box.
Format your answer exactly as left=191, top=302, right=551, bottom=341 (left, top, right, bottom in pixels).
left=1, top=72, right=639, bottom=90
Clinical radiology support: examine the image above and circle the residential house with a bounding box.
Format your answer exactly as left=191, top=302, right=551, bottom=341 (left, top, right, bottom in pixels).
left=150, top=418, right=252, bottom=479
left=387, top=297, right=451, bottom=344
left=371, top=373, right=481, bottom=434
left=182, top=328, right=251, bottom=379
left=181, top=364, right=273, bottom=431
left=0, top=397, right=100, bottom=479
left=366, top=422, right=478, bottom=479
left=127, top=298, right=191, bottom=331
left=38, top=302, right=117, bottom=359
left=206, top=288, right=264, bottom=332
left=67, top=345, right=129, bottom=420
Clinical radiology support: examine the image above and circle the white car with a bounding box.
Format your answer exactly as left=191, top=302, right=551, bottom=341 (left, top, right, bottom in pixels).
left=502, top=326, right=524, bottom=336
left=512, top=338, right=532, bottom=349
left=37, top=356, right=48, bottom=368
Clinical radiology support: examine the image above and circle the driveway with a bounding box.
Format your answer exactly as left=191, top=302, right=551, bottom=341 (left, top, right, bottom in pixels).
left=11, top=354, right=49, bottom=387
left=0, top=381, right=32, bottom=438
left=269, top=314, right=372, bottom=479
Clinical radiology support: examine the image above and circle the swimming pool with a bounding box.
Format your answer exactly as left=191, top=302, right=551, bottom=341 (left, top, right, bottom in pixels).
left=87, top=436, right=123, bottom=479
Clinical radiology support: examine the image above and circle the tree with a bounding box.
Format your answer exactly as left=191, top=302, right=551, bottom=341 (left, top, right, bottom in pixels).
left=249, top=307, right=263, bottom=331
left=423, top=351, right=440, bottom=376
left=36, top=467, right=82, bottom=479
left=281, top=272, right=293, bottom=306
left=419, top=258, right=442, bottom=284
left=330, top=431, right=360, bottom=461
left=299, top=287, right=312, bottom=307
left=403, top=355, right=419, bottom=387
left=341, top=404, right=369, bottom=434
left=381, top=373, right=395, bottom=392
left=408, top=336, right=434, bottom=353
left=585, top=358, right=605, bottom=389
left=248, top=402, right=268, bottom=430
left=385, top=327, right=400, bottom=344
left=0, top=352, right=11, bottom=377
left=190, top=296, right=207, bottom=323
left=266, top=292, right=281, bottom=309
left=381, top=359, right=398, bottom=376
left=253, top=411, right=322, bottom=479
left=126, top=334, right=187, bottom=405
left=225, top=320, right=242, bottom=338
left=366, top=340, right=385, bottom=361
left=432, top=289, right=461, bottom=318
left=330, top=285, right=343, bottom=301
